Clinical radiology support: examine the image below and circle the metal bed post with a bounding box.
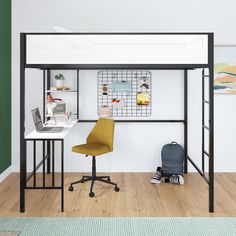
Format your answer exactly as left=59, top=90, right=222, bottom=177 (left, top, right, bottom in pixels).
left=208, top=33, right=214, bottom=213
left=184, top=69, right=188, bottom=174
left=20, top=33, right=26, bottom=212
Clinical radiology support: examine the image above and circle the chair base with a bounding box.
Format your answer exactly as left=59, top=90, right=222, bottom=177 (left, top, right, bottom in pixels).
left=68, top=156, right=120, bottom=197
left=68, top=175, right=120, bottom=197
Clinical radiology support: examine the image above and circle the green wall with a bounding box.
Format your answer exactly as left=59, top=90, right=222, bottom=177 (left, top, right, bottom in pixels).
left=0, top=0, right=11, bottom=174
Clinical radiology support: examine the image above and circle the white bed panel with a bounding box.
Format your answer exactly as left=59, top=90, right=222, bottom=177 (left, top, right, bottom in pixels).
left=26, top=34, right=209, bottom=65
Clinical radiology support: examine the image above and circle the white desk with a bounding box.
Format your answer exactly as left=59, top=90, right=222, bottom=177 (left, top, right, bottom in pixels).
left=22, top=121, right=77, bottom=212
left=25, top=121, right=77, bottom=140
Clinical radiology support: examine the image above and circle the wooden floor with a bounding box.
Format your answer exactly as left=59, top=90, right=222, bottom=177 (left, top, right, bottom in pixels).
left=0, top=173, right=236, bottom=217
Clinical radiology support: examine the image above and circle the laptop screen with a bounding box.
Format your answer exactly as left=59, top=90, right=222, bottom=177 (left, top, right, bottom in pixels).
left=31, top=108, right=43, bottom=130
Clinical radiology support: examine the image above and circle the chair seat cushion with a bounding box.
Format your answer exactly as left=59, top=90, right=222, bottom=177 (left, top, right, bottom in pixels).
left=72, top=143, right=111, bottom=156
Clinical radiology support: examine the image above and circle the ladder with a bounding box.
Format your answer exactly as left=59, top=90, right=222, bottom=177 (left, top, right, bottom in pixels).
left=202, top=68, right=214, bottom=212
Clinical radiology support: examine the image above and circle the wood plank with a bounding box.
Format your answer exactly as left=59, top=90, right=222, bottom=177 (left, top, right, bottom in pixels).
left=0, top=173, right=235, bottom=216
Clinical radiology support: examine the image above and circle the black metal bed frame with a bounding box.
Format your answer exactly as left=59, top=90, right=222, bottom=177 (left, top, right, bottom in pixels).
left=20, top=32, right=214, bottom=213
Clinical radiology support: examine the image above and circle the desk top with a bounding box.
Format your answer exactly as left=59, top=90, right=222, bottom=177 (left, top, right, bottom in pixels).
left=25, top=121, right=77, bottom=140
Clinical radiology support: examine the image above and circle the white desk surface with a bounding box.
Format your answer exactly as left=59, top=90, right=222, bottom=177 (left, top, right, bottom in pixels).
left=25, top=121, right=77, bottom=140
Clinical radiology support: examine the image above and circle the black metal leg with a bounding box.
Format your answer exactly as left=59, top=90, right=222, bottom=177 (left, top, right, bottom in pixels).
left=47, top=140, right=51, bottom=174
left=209, top=70, right=214, bottom=212
left=208, top=34, right=214, bottom=213
left=33, top=140, right=36, bottom=187
left=184, top=69, right=188, bottom=174
left=52, top=140, right=55, bottom=187
left=20, top=33, right=26, bottom=213
left=61, top=140, right=64, bottom=212
left=43, top=141, right=45, bottom=187
left=20, top=140, right=27, bottom=213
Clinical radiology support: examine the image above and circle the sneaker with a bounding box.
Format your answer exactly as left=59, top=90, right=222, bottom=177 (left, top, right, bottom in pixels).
left=150, top=167, right=162, bottom=184
left=164, top=175, right=184, bottom=185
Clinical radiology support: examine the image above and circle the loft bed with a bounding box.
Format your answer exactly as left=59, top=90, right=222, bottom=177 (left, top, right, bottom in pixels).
left=20, top=33, right=214, bottom=212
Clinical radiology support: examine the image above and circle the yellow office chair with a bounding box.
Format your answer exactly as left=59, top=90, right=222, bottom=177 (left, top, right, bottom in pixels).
left=68, top=118, right=120, bottom=197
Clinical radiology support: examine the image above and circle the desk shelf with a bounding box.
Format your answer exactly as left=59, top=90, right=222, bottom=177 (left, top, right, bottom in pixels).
left=43, top=70, right=79, bottom=123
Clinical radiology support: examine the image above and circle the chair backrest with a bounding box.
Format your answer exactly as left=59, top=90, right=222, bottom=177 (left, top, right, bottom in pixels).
left=86, top=118, right=115, bottom=151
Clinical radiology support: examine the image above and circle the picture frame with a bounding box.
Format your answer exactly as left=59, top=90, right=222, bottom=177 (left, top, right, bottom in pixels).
left=214, top=45, right=236, bottom=94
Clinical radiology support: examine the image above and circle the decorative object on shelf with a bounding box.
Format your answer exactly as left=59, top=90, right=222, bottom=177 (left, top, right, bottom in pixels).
left=47, top=95, right=57, bottom=124
left=50, top=86, right=58, bottom=91
left=136, top=92, right=150, bottom=105
left=65, top=111, right=72, bottom=122
left=54, top=73, right=65, bottom=90
left=53, top=100, right=66, bottom=114
left=63, top=86, right=70, bottom=90
left=98, top=70, right=151, bottom=117
left=46, top=95, right=67, bottom=124
left=214, top=45, right=236, bottom=94
left=98, top=106, right=111, bottom=118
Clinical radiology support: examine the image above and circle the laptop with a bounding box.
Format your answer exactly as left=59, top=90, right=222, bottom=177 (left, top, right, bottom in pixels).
left=31, top=108, right=63, bottom=133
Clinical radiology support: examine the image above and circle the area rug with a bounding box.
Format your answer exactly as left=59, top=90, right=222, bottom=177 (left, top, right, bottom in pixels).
left=0, top=217, right=235, bottom=236
left=0, top=232, right=19, bottom=236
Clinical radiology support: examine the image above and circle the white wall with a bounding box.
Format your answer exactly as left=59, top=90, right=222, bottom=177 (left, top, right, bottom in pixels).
left=12, top=0, right=236, bottom=172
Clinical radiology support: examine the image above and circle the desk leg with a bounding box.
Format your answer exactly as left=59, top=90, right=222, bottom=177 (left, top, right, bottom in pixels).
left=47, top=140, right=51, bottom=174
left=43, top=141, right=45, bottom=187
left=52, top=141, right=55, bottom=187
left=20, top=140, right=27, bottom=212
left=61, top=140, right=64, bottom=212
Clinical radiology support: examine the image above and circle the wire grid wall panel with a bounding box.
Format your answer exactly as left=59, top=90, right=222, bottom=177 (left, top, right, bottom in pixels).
left=97, top=70, right=152, bottom=117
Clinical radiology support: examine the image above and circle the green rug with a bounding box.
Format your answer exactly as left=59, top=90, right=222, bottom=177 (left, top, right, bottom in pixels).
left=0, top=217, right=235, bottom=236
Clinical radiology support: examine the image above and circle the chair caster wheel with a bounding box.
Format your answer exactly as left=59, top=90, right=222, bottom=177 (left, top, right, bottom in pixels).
left=107, top=178, right=111, bottom=182
left=114, top=186, right=120, bottom=192
left=68, top=186, right=74, bottom=191
left=89, top=192, right=95, bottom=197
left=81, top=180, right=85, bottom=183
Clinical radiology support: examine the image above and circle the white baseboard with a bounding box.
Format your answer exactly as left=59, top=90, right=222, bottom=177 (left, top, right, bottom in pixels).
left=0, top=166, right=12, bottom=183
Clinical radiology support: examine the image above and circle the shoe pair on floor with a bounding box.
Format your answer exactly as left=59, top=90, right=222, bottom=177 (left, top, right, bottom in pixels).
left=150, top=167, right=184, bottom=185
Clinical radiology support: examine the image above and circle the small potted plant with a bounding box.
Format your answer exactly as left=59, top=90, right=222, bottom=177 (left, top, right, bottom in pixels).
left=54, top=74, right=65, bottom=89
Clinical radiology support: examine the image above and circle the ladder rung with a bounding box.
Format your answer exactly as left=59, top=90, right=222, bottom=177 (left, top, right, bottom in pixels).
left=204, top=151, right=210, bottom=157
left=202, top=125, right=209, bottom=130
left=202, top=100, right=209, bottom=104
left=202, top=75, right=209, bottom=78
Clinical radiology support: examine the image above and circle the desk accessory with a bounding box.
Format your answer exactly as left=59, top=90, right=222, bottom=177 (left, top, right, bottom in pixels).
left=47, top=95, right=66, bottom=124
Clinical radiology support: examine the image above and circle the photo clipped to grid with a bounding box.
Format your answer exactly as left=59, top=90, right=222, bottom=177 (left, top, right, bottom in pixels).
left=97, top=70, right=152, bottom=117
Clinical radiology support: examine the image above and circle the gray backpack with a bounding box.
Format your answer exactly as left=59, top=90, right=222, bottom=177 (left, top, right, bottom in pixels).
left=161, top=141, right=184, bottom=177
